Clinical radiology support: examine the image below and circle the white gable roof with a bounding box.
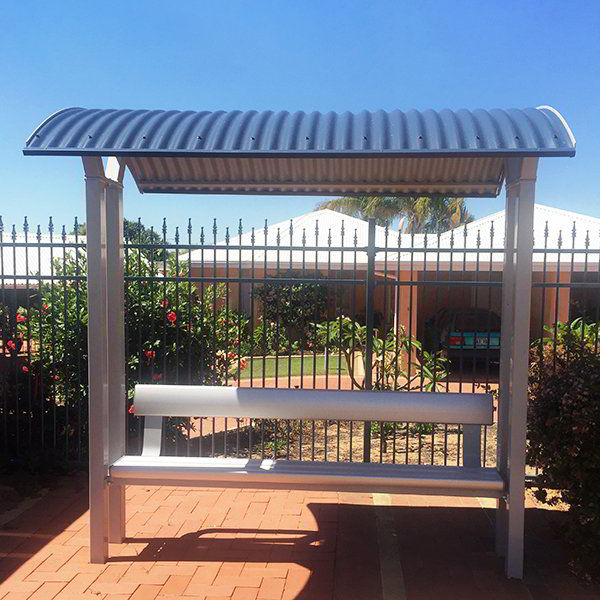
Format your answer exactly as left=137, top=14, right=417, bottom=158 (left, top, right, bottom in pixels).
left=400, top=204, right=600, bottom=267
left=185, top=209, right=414, bottom=267
left=1, top=204, right=597, bottom=286
left=0, top=232, right=85, bottom=288
left=186, top=204, right=599, bottom=269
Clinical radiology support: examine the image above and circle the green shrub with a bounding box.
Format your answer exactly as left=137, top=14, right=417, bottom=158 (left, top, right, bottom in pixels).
left=528, top=327, right=600, bottom=581
left=315, top=315, right=448, bottom=392
left=250, top=318, right=297, bottom=355
left=252, top=273, right=328, bottom=345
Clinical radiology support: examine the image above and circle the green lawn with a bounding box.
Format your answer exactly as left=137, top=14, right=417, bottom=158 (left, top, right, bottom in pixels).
left=239, top=354, right=349, bottom=379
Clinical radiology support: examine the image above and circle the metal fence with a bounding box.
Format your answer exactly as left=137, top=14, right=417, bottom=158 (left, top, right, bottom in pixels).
left=1, top=213, right=599, bottom=468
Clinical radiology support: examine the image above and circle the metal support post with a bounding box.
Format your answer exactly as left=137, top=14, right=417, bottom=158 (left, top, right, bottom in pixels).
left=363, top=218, right=376, bottom=462
left=496, top=179, right=517, bottom=558
left=105, top=175, right=126, bottom=543
left=84, top=157, right=109, bottom=564
left=496, top=157, right=538, bottom=579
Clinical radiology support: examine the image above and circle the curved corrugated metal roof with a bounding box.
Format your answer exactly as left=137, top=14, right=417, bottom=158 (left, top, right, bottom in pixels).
left=23, top=106, right=575, bottom=197
left=24, top=106, right=574, bottom=157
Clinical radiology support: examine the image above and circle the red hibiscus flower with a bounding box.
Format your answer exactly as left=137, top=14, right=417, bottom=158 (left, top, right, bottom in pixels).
left=22, top=365, right=29, bottom=373
left=167, top=312, right=176, bottom=323
left=6, top=340, right=16, bottom=351
left=145, top=350, right=156, bottom=359
left=16, top=313, right=26, bottom=322
left=152, top=373, right=163, bottom=381
left=128, top=404, right=136, bottom=414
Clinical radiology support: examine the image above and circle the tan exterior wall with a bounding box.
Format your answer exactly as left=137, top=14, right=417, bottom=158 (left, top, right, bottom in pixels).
left=191, top=264, right=575, bottom=344
left=530, top=270, right=571, bottom=339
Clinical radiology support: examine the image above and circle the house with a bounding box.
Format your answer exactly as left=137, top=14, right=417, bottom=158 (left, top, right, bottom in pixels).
left=183, top=209, right=407, bottom=329
left=184, top=205, right=600, bottom=343
left=2, top=204, right=598, bottom=346
left=0, top=231, right=84, bottom=308
left=409, top=203, right=600, bottom=341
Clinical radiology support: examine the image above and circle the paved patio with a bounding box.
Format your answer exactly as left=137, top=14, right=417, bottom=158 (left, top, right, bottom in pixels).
left=1, top=476, right=598, bottom=600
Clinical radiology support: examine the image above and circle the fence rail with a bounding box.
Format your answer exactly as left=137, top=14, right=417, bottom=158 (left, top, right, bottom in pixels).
left=1, top=214, right=599, bottom=470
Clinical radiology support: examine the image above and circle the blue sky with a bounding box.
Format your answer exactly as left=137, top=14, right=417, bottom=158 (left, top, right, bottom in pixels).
left=1, top=0, right=599, bottom=239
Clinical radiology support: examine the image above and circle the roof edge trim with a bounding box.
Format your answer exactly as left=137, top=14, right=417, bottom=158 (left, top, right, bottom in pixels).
left=22, top=148, right=576, bottom=158
left=536, top=105, right=576, bottom=147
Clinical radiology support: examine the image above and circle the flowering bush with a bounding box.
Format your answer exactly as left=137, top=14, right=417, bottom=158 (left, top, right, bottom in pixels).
left=5, top=249, right=250, bottom=455
left=528, top=324, right=600, bottom=581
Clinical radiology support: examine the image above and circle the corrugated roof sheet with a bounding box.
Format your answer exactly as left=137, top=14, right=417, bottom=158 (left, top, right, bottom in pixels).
left=23, top=106, right=575, bottom=197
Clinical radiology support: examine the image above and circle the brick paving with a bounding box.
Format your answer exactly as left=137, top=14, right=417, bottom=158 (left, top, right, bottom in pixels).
left=1, top=476, right=599, bottom=600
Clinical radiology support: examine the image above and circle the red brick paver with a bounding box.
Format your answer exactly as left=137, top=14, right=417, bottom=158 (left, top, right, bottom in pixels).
left=1, top=476, right=599, bottom=600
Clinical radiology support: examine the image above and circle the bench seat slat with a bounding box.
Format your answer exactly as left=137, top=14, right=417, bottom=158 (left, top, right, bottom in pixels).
left=109, top=456, right=504, bottom=498
left=133, top=385, right=494, bottom=425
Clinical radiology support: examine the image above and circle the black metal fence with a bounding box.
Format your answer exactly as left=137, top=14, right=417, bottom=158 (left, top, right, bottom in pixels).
left=1, top=213, right=599, bottom=468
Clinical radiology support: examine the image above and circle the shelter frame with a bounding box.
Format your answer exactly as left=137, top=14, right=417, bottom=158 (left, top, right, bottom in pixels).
left=24, top=106, right=576, bottom=579
left=81, top=155, right=536, bottom=578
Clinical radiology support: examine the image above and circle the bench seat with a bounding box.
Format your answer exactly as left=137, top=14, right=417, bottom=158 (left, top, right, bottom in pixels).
left=109, top=455, right=504, bottom=498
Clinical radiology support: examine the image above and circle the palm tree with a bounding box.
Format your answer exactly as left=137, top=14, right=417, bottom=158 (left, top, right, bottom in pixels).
left=315, top=196, right=473, bottom=233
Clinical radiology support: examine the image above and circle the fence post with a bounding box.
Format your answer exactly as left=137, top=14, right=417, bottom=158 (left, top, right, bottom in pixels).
left=363, top=218, right=376, bottom=462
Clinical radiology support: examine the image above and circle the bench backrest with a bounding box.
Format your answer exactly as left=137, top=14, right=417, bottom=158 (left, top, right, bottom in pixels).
left=133, top=384, right=493, bottom=426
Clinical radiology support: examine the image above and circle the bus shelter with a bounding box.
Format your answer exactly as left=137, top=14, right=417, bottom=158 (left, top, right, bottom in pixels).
left=24, top=106, right=576, bottom=578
